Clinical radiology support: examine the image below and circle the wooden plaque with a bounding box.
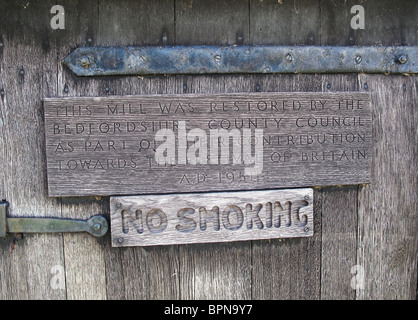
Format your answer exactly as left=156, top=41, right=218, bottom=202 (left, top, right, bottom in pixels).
left=44, top=92, right=372, bottom=196
left=110, top=188, right=314, bottom=247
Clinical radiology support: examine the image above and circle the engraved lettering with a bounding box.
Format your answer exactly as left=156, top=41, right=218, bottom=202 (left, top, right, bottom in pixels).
left=155, top=129, right=176, bottom=165
left=245, top=203, right=264, bottom=230
left=273, top=201, right=291, bottom=228
left=44, top=93, right=371, bottom=197
left=292, top=200, right=309, bottom=227
left=210, top=128, right=241, bottom=165
left=176, top=208, right=197, bottom=233
left=222, top=205, right=244, bottom=231
left=121, top=209, right=143, bottom=234
left=107, top=104, right=134, bottom=115
left=199, top=206, right=220, bottom=231
left=146, top=209, right=168, bottom=234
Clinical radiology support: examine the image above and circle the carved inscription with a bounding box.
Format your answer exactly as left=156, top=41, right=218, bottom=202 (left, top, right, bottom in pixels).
left=43, top=92, right=372, bottom=196
left=110, top=188, right=314, bottom=246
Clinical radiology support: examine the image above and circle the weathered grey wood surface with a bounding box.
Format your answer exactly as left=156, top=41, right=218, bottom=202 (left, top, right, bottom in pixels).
left=0, top=0, right=417, bottom=300
left=110, top=189, right=314, bottom=246
left=43, top=92, right=372, bottom=196
left=0, top=0, right=65, bottom=299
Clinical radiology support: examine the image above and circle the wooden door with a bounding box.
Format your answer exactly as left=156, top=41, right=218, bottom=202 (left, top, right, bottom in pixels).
left=0, top=0, right=416, bottom=300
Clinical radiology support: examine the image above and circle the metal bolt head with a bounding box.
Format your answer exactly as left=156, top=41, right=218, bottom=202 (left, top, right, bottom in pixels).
left=355, top=55, right=362, bottom=64
left=395, top=54, right=407, bottom=64
left=86, top=215, right=108, bottom=237
left=80, top=57, right=90, bottom=68
left=285, top=53, right=294, bottom=62
left=118, top=237, right=124, bottom=243
left=304, top=227, right=309, bottom=233
left=116, top=202, right=122, bottom=208
left=162, top=32, right=168, bottom=46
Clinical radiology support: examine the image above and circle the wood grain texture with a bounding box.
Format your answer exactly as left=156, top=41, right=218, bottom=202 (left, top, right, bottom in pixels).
left=174, top=1, right=254, bottom=300
left=176, top=0, right=249, bottom=45
left=250, top=0, right=321, bottom=46
left=320, top=185, right=358, bottom=299
left=317, top=74, right=360, bottom=300
left=111, top=189, right=314, bottom=246
left=320, top=0, right=417, bottom=46
left=56, top=0, right=107, bottom=300
left=96, top=0, right=182, bottom=300
left=248, top=4, right=323, bottom=296
left=43, top=92, right=372, bottom=197
left=0, top=0, right=65, bottom=300
left=0, top=0, right=416, bottom=301
left=320, top=0, right=418, bottom=300
left=249, top=74, right=324, bottom=300
left=356, top=74, right=417, bottom=299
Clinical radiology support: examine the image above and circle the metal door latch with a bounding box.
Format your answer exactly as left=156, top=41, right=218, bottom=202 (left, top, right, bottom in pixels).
left=0, top=200, right=108, bottom=238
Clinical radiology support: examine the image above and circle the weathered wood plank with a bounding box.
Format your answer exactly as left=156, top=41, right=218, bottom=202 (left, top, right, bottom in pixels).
left=317, top=74, right=360, bottom=300
left=98, top=0, right=175, bottom=46
left=317, top=0, right=369, bottom=300
left=319, top=185, right=358, bottom=299
left=250, top=0, right=321, bottom=45
left=0, top=0, right=415, bottom=302
left=174, top=0, right=253, bottom=300
left=174, top=77, right=256, bottom=300
left=248, top=74, right=325, bottom=300
left=320, top=0, right=417, bottom=46
left=176, top=0, right=249, bottom=45
left=178, top=241, right=252, bottom=300
left=57, top=0, right=107, bottom=300
left=0, top=0, right=65, bottom=299
left=95, top=0, right=181, bottom=300
left=249, top=75, right=324, bottom=300
left=249, top=0, right=323, bottom=300
left=320, top=0, right=417, bottom=300
left=110, top=189, right=314, bottom=247
left=100, top=95, right=181, bottom=299
left=43, top=92, right=372, bottom=197
left=252, top=182, right=322, bottom=300
left=356, top=74, right=417, bottom=299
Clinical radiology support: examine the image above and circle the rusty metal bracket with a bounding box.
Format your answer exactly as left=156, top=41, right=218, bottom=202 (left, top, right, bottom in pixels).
left=0, top=200, right=108, bottom=238
left=63, top=45, right=417, bottom=76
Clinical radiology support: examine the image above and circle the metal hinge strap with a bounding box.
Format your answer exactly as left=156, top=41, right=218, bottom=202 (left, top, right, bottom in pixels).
left=0, top=201, right=108, bottom=238
left=63, top=45, right=417, bottom=76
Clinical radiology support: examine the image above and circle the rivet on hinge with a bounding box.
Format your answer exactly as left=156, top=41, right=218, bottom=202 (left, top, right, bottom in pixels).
left=395, top=54, right=407, bottom=64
